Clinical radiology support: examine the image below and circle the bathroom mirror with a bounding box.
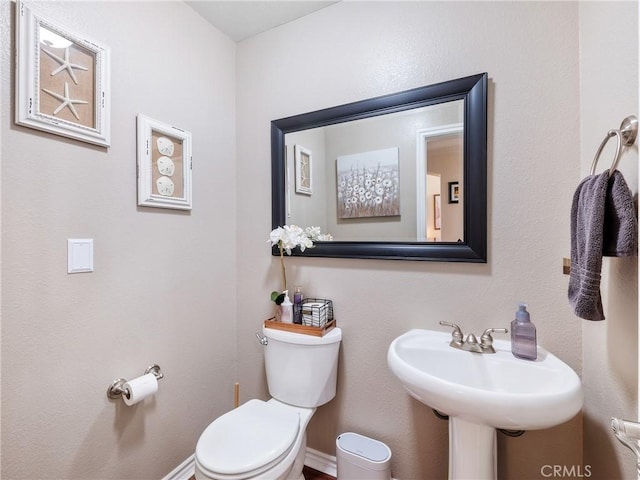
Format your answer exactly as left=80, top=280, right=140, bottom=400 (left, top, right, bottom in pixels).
left=271, top=73, right=487, bottom=262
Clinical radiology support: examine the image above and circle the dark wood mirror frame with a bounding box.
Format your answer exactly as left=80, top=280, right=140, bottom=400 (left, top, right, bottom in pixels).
left=271, top=73, right=487, bottom=262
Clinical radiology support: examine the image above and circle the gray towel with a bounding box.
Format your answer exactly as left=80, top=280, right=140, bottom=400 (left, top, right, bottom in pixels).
left=568, top=172, right=609, bottom=321
left=603, top=170, right=638, bottom=257
left=568, top=170, right=638, bottom=321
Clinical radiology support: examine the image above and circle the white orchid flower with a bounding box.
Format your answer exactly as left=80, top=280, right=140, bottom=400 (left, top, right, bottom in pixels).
left=268, top=224, right=332, bottom=292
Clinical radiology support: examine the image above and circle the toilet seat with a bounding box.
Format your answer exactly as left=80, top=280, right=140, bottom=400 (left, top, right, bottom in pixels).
left=195, top=399, right=300, bottom=479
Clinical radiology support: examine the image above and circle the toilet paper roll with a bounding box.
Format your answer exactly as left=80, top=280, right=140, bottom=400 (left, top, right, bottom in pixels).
left=123, top=373, right=158, bottom=406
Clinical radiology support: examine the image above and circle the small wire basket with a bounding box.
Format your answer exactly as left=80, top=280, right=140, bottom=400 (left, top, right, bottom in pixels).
left=297, top=298, right=333, bottom=328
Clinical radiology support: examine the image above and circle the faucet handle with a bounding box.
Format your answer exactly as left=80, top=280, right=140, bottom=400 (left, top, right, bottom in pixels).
left=439, top=321, right=464, bottom=345
left=480, top=328, right=508, bottom=347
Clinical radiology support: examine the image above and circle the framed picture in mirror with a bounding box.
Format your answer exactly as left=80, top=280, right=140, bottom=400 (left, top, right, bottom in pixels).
left=434, top=194, right=441, bottom=230
left=336, top=147, right=400, bottom=219
left=294, top=144, right=312, bottom=195
left=448, top=181, right=460, bottom=204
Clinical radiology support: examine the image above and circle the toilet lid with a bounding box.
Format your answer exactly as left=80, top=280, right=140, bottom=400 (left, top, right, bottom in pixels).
left=195, top=399, right=300, bottom=477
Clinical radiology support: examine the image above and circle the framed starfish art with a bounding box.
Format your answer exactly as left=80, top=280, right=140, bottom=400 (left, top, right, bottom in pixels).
left=136, top=115, right=192, bottom=211
left=15, top=1, right=110, bottom=146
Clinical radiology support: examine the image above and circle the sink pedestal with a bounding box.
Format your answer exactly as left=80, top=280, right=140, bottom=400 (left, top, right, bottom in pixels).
left=388, top=329, right=584, bottom=480
left=449, top=417, right=497, bottom=480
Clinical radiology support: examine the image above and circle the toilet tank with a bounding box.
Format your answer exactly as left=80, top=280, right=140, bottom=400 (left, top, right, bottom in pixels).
left=262, top=326, right=342, bottom=408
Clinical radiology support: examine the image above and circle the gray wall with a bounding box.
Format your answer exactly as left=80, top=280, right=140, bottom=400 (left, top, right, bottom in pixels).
left=1, top=1, right=237, bottom=478
left=580, top=3, right=639, bottom=479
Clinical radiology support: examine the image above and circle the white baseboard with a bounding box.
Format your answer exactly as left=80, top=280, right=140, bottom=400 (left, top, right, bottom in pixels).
left=161, top=448, right=346, bottom=480
left=305, top=447, right=338, bottom=477
left=161, top=454, right=195, bottom=480
left=161, top=448, right=334, bottom=480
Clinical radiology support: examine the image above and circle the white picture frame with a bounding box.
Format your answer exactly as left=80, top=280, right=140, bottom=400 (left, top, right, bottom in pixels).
left=137, top=115, right=192, bottom=210
left=434, top=194, right=441, bottom=230
left=15, top=0, right=111, bottom=147
left=294, top=144, right=313, bottom=195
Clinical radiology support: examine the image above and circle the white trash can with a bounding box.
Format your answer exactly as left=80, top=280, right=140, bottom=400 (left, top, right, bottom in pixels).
left=336, top=432, right=391, bottom=480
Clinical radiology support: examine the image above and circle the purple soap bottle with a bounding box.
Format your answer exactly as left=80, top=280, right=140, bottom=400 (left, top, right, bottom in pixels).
left=510, top=303, right=537, bottom=360
left=293, top=286, right=303, bottom=324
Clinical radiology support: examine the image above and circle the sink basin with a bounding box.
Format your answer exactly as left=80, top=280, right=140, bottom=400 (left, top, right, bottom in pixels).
left=387, top=328, right=583, bottom=430
left=387, top=329, right=583, bottom=479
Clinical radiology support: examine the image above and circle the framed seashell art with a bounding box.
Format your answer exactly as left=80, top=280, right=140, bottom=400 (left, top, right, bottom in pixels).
left=15, top=0, right=111, bottom=147
left=136, top=114, right=192, bottom=211
left=294, top=144, right=313, bottom=195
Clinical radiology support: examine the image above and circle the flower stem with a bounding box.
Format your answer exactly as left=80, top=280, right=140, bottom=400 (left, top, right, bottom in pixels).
left=279, top=245, right=287, bottom=292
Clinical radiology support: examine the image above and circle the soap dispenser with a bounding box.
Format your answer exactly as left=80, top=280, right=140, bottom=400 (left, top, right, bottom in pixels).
left=281, top=290, right=293, bottom=324
left=293, top=286, right=304, bottom=324
left=510, top=302, right=537, bottom=360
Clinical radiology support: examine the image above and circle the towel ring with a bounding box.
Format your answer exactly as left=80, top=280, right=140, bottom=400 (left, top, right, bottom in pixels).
left=589, top=129, right=622, bottom=176
left=589, top=115, right=638, bottom=176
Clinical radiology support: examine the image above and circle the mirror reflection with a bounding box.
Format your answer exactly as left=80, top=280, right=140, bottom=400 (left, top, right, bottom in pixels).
left=285, top=100, right=463, bottom=242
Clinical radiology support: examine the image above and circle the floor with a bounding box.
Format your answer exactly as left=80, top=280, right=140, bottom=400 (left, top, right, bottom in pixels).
left=188, top=465, right=335, bottom=480
left=303, top=466, right=336, bottom=480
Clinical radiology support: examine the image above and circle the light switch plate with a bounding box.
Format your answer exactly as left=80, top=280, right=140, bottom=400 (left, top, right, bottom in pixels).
left=68, top=239, right=94, bottom=273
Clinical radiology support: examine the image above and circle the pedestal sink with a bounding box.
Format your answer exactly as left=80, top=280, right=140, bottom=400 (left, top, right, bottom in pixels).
left=387, top=329, right=583, bottom=480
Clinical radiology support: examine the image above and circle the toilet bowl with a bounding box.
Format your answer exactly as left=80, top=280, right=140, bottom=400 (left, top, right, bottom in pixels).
left=195, top=399, right=313, bottom=480
left=195, top=326, right=342, bottom=480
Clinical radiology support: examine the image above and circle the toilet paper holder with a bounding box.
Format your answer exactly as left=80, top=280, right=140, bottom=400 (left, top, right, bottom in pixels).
left=107, top=364, right=164, bottom=400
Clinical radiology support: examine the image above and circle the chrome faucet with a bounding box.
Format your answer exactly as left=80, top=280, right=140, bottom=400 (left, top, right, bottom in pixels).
left=439, top=321, right=508, bottom=354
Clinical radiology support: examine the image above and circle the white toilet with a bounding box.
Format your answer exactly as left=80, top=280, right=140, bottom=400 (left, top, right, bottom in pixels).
left=194, top=325, right=342, bottom=480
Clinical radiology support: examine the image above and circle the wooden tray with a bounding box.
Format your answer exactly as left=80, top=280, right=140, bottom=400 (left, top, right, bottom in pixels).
left=264, top=317, right=336, bottom=337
